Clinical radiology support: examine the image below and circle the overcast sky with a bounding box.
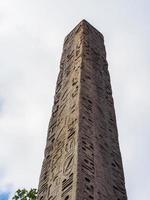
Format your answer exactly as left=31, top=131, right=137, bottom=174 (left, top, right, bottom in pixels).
left=0, top=0, right=150, bottom=199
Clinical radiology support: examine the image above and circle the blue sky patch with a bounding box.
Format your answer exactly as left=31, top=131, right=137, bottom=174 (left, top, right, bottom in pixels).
left=0, top=192, right=10, bottom=200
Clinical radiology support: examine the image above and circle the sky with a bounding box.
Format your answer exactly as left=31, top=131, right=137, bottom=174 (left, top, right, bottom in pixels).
left=0, top=0, right=150, bottom=199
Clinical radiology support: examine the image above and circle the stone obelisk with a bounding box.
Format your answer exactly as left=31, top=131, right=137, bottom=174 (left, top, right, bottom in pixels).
left=37, top=20, right=127, bottom=200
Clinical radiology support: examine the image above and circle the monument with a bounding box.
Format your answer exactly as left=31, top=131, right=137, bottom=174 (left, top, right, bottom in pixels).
left=37, top=20, right=127, bottom=200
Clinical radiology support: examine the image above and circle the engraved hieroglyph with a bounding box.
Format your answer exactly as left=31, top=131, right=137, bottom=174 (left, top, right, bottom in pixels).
left=37, top=20, right=127, bottom=200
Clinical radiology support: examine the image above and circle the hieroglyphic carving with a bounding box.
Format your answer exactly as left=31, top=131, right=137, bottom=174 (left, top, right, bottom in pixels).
left=76, top=20, right=127, bottom=200
left=37, top=20, right=127, bottom=200
left=37, top=20, right=84, bottom=200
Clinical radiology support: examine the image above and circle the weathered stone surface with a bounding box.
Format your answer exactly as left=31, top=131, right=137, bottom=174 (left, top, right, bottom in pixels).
left=37, top=20, right=127, bottom=200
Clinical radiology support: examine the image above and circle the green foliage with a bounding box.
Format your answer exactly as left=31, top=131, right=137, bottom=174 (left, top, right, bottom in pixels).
left=12, top=188, right=37, bottom=200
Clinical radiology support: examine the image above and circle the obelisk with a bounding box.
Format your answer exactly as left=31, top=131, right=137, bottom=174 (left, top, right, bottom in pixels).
left=37, top=20, right=127, bottom=200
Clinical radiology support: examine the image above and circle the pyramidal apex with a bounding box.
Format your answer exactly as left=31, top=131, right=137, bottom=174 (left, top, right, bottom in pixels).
left=64, top=19, right=104, bottom=44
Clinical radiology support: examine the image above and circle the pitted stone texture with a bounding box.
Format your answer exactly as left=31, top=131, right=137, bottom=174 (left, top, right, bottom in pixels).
left=37, top=20, right=127, bottom=200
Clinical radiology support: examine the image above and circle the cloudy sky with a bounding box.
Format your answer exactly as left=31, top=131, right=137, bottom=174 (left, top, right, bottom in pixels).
left=0, top=0, right=150, bottom=199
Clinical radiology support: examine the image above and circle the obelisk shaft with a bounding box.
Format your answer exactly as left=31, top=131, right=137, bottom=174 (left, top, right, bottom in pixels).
left=37, top=20, right=127, bottom=200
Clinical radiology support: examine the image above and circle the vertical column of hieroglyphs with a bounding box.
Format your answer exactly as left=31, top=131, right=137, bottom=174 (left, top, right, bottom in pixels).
left=37, top=22, right=84, bottom=200
left=77, top=21, right=127, bottom=200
